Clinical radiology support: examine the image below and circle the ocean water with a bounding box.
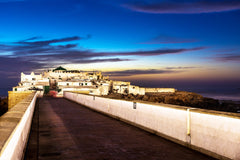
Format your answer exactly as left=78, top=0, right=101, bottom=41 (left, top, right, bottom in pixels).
left=176, top=86, right=240, bottom=101
left=0, top=88, right=11, bottom=98
left=130, top=80, right=240, bottom=101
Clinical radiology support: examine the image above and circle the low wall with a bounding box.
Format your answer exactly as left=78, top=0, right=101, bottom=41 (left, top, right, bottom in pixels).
left=145, top=88, right=176, bottom=93
left=0, top=92, right=39, bottom=160
left=64, top=92, right=240, bottom=160
left=8, top=91, right=33, bottom=109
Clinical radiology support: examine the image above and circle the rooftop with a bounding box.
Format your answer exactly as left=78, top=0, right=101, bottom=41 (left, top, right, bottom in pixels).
left=53, top=66, right=67, bottom=71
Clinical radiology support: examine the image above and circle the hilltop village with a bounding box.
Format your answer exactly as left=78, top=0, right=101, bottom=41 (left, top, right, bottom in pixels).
left=13, top=66, right=175, bottom=97
left=11, top=66, right=240, bottom=113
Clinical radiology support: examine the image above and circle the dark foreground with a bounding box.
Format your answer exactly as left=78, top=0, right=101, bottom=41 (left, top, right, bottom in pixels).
left=0, top=97, right=8, bottom=116
left=25, top=97, right=216, bottom=160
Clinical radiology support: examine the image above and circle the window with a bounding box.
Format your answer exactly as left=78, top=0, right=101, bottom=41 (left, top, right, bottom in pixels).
left=67, top=83, right=69, bottom=86
left=32, top=78, right=36, bottom=81
left=85, top=83, right=87, bottom=85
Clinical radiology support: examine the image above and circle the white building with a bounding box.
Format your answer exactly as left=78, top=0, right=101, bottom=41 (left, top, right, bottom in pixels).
left=13, top=66, right=174, bottom=96
left=112, top=81, right=145, bottom=95
left=13, top=72, right=49, bottom=92
left=13, top=66, right=111, bottom=96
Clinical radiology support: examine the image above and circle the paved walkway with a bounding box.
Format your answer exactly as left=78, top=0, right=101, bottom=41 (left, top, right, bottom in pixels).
left=25, top=97, right=216, bottom=160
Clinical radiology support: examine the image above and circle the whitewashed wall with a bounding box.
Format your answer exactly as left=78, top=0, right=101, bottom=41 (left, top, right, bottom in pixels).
left=64, top=92, right=240, bottom=160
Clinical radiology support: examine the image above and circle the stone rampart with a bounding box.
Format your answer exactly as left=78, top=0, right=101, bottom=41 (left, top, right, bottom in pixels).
left=8, top=91, right=33, bottom=109
left=64, top=92, right=240, bottom=160
left=145, top=88, right=176, bottom=93
left=0, top=92, right=38, bottom=160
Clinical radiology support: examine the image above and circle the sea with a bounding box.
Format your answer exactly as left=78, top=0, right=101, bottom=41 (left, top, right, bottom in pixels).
left=128, top=80, right=240, bottom=102
left=0, top=88, right=11, bottom=98
left=177, top=86, right=240, bottom=102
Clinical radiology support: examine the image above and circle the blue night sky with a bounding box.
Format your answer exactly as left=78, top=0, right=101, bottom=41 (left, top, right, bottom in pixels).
left=0, top=0, right=240, bottom=97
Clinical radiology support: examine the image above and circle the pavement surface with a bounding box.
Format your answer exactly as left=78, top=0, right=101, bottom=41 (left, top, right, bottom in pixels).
left=24, top=97, right=216, bottom=160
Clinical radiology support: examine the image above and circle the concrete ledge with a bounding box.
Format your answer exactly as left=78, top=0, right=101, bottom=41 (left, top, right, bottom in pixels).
left=64, top=92, right=240, bottom=160
left=0, top=92, right=39, bottom=160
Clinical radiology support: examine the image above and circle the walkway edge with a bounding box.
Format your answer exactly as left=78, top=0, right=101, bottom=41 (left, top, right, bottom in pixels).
left=0, top=92, right=39, bottom=160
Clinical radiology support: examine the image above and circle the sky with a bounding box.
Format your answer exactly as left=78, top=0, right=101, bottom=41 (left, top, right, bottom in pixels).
left=0, top=0, right=240, bottom=96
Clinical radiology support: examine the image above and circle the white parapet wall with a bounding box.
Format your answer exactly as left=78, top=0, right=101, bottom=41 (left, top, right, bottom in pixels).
left=0, top=91, right=39, bottom=160
left=64, top=91, right=240, bottom=160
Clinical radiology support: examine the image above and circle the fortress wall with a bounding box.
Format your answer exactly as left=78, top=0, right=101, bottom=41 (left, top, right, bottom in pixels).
left=145, top=88, right=176, bottom=93
left=8, top=91, right=33, bottom=109
left=0, top=92, right=39, bottom=160
left=64, top=91, right=240, bottom=160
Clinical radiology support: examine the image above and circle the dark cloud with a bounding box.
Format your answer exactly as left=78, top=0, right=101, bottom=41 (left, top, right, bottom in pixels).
left=70, top=58, right=133, bottom=64
left=0, top=56, right=44, bottom=88
left=141, top=35, right=198, bottom=44
left=0, top=36, right=87, bottom=56
left=165, top=66, right=198, bottom=70
left=0, top=57, right=43, bottom=72
left=17, top=36, right=83, bottom=46
left=123, top=0, right=240, bottom=14
left=97, top=47, right=205, bottom=57
left=104, top=69, right=180, bottom=77
left=0, top=36, right=205, bottom=82
left=0, top=56, right=44, bottom=81
left=16, top=47, right=204, bottom=64
left=0, top=36, right=205, bottom=61
left=213, top=53, right=240, bottom=62
left=11, top=44, right=78, bottom=56
left=22, top=36, right=42, bottom=42
left=57, top=44, right=78, bottom=49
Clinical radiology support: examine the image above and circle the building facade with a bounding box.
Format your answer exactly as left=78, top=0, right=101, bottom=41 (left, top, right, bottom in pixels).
left=13, top=66, right=175, bottom=96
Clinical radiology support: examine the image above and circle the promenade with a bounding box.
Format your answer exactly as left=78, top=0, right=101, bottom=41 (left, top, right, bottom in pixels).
left=25, top=97, right=215, bottom=160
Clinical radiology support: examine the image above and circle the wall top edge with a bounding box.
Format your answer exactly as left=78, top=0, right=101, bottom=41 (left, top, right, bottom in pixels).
left=65, top=91, right=240, bottom=119
left=0, top=92, right=38, bottom=151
